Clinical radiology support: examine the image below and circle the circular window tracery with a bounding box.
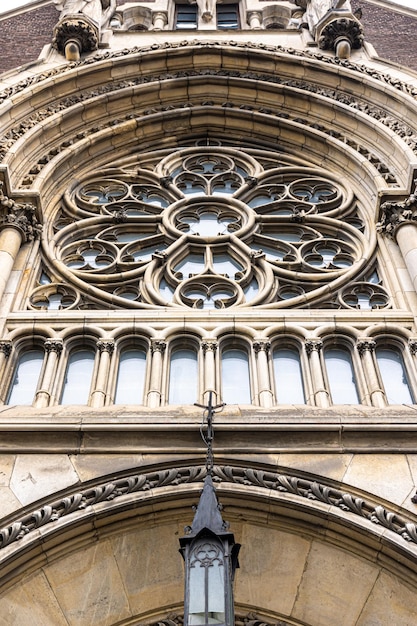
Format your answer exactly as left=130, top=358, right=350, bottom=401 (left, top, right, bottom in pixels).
left=41, top=145, right=384, bottom=311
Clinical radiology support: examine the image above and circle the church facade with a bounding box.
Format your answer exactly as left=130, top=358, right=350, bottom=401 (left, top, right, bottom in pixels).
left=1, top=1, right=417, bottom=624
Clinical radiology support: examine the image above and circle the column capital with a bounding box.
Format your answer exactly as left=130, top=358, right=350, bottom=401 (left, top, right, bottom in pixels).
left=356, top=338, right=376, bottom=355
left=151, top=339, right=166, bottom=354
left=377, top=187, right=417, bottom=238
left=305, top=338, right=323, bottom=354
left=253, top=339, right=271, bottom=354
left=97, top=339, right=115, bottom=354
left=409, top=339, right=417, bottom=355
left=201, top=339, right=218, bottom=353
left=44, top=338, right=63, bottom=354
left=0, top=340, right=12, bottom=357
left=0, top=185, right=42, bottom=242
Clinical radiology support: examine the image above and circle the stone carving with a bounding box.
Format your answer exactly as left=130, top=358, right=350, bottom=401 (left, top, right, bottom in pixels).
left=377, top=186, right=417, bottom=238
left=53, top=0, right=116, bottom=59
left=356, top=338, right=376, bottom=355
left=305, top=338, right=323, bottom=354
left=201, top=340, right=218, bottom=353
left=408, top=339, right=417, bottom=356
left=96, top=338, right=115, bottom=353
left=253, top=340, right=271, bottom=353
left=2, top=464, right=417, bottom=551
left=296, top=0, right=352, bottom=33
left=0, top=341, right=12, bottom=357
left=0, top=184, right=42, bottom=242
left=151, top=339, right=166, bottom=354
left=144, top=613, right=291, bottom=626
left=44, top=338, right=64, bottom=353
left=191, top=0, right=216, bottom=22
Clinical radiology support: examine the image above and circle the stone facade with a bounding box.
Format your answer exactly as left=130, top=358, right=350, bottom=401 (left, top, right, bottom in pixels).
left=1, top=1, right=417, bottom=625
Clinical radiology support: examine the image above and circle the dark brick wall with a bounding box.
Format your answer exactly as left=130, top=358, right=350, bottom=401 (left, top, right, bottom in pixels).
left=0, top=5, right=57, bottom=74
left=0, top=1, right=417, bottom=75
left=352, top=0, right=417, bottom=71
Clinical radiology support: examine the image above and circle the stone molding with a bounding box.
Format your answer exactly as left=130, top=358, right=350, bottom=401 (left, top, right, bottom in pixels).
left=2, top=464, right=417, bottom=556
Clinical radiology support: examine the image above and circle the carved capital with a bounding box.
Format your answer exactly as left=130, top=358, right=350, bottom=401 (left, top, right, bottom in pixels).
left=253, top=340, right=271, bottom=354
left=53, top=17, right=99, bottom=55
left=0, top=341, right=12, bottom=357
left=97, top=339, right=115, bottom=354
left=160, top=176, right=173, bottom=188
left=409, top=339, right=417, bottom=356
left=318, top=17, right=364, bottom=54
left=356, top=338, right=376, bottom=355
left=378, top=190, right=417, bottom=238
left=201, top=340, right=218, bottom=353
left=44, top=339, right=63, bottom=354
left=305, top=338, right=322, bottom=354
left=151, top=339, right=166, bottom=354
left=0, top=185, right=42, bottom=242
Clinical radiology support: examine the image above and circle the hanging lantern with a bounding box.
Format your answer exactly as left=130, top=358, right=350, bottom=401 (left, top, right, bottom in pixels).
left=179, top=474, right=240, bottom=626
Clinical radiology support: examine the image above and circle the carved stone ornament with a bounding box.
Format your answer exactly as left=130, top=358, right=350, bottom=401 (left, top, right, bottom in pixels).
left=0, top=341, right=12, bottom=357
left=3, top=464, right=417, bottom=551
left=151, top=339, right=166, bottom=354
left=305, top=338, right=323, bottom=354
left=318, top=17, right=364, bottom=54
left=96, top=338, right=115, bottom=354
left=377, top=187, right=417, bottom=238
left=409, top=339, right=417, bottom=356
left=253, top=340, right=271, bottom=354
left=144, top=613, right=291, bottom=626
left=201, top=340, right=218, bottom=353
left=356, top=338, right=376, bottom=355
left=53, top=17, right=99, bottom=55
left=0, top=184, right=42, bottom=242
left=44, top=338, right=64, bottom=353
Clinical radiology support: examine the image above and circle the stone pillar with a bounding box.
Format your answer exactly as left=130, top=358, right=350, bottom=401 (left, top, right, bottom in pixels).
left=0, top=341, right=12, bottom=403
left=35, top=339, right=63, bottom=408
left=148, top=339, right=166, bottom=408
left=202, top=339, right=218, bottom=404
left=378, top=194, right=417, bottom=293
left=247, top=11, right=262, bottom=29
left=305, top=338, right=329, bottom=407
left=356, top=338, right=385, bottom=408
left=152, top=11, right=168, bottom=30
left=253, top=339, right=273, bottom=408
left=91, top=339, right=115, bottom=408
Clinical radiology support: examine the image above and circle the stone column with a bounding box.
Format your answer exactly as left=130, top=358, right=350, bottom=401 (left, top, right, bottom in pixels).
left=247, top=11, right=262, bottom=29
left=0, top=190, right=41, bottom=307
left=305, top=338, right=329, bottom=407
left=91, top=339, right=115, bottom=408
left=202, top=339, right=218, bottom=404
left=253, top=339, right=273, bottom=408
left=152, top=11, right=168, bottom=30
left=378, top=195, right=417, bottom=294
left=148, top=339, right=166, bottom=408
left=356, top=338, right=385, bottom=408
left=0, top=341, right=12, bottom=403
left=34, top=339, right=63, bottom=408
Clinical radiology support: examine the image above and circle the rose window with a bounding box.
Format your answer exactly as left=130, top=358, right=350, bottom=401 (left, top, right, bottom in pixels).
left=35, top=146, right=388, bottom=311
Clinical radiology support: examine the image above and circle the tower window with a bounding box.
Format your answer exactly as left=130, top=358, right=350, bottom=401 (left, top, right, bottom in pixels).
left=216, top=4, right=239, bottom=29
left=175, top=4, right=198, bottom=29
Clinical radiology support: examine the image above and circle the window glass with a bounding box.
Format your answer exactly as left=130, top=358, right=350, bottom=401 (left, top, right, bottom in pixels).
left=176, top=4, right=198, bottom=29
left=325, top=348, right=359, bottom=404
left=273, top=348, right=305, bottom=404
left=7, top=350, right=44, bottom=405
left=376, top=347, right=414, bottom=404
left=222, top=348, right=251, bottom=404
left=115, top=349, right=146, bottom=404
left=61, top=349, right=95, bottom=405
left=169, top=348, right=198, bottom=404
left=216, top=4, right=239, bottom=28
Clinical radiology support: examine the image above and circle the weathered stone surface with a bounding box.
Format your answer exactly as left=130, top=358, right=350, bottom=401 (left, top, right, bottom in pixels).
left=10, top=454, right=79, bottom=505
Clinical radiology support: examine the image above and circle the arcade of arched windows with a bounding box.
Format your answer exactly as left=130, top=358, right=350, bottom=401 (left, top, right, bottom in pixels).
left=1, top=326, right=416, bottom=409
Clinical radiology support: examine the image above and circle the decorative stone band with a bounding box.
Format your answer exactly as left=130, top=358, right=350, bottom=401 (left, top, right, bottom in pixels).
left=146, top=613, right=291, bottom=626
left=2, top=465, right=417, bottom=552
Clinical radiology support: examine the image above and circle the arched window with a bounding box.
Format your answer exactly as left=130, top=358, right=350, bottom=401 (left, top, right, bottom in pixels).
left=115, top=348, right=147, bottom=404
left=221, top=348, right=251, bottom=404
left=376, top=347, right=414, bottom=404
left=273, top=347, right=305, bottom=404
left=61, top=349, right=95, bottom=405
left=324, top=347, right=359, bottom=404
left=169, top=348, right=198, bottom=404
left=7, top=350, right=44, bottom=405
